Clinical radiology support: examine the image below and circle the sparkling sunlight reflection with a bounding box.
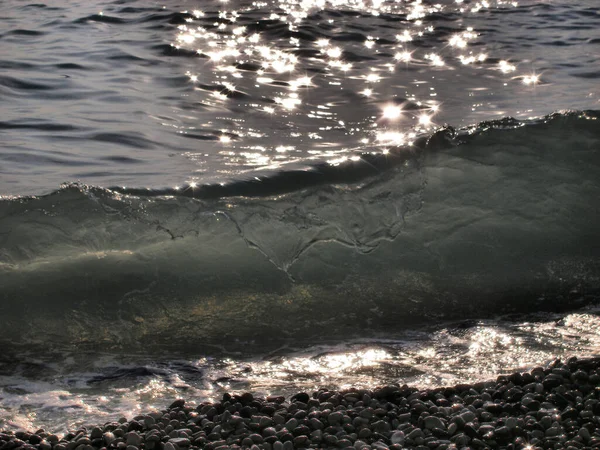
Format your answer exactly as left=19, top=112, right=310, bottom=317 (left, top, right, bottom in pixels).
left=173, top=0, right=532, bottom=171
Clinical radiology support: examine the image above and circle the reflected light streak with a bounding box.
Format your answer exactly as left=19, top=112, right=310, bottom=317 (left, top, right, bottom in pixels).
left=396, top=30, right=412, bottom=42
left=172, top=0, right=525, bottom=175
left=326, top=47, right=342, bottom=59
left=394, top=51, right=412, bottom=63
left=425, top=53, right=445, bottom=67
left=523, top=74, right=540, bottom=85
left=418, top=114, right=432, bottom=126
left=275, top=93, right=301, bottom=110
left=376, top=131, right=405, bottom=145
left=382, top=104, right=402, bottom=120
left=499, top=60, right=516, bottom=73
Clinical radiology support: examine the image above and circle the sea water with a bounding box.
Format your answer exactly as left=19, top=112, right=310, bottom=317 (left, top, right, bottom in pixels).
left=1, top=0, right=599, bottom=433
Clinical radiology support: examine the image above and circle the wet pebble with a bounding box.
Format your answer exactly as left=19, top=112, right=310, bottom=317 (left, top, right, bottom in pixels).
left=4, top=357, right=600, bottom=450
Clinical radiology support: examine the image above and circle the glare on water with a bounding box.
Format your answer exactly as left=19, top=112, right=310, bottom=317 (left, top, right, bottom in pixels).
left=172, top=0, right=545, bottom=172
left=3, top=307, right=600, bottom=434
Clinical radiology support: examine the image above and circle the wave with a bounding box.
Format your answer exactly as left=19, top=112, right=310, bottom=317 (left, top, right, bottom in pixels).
left=1, top=111, right=599, bottom=351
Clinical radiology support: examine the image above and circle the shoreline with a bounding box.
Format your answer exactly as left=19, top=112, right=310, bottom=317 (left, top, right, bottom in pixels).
left=1, top=356, right=599, bottom=449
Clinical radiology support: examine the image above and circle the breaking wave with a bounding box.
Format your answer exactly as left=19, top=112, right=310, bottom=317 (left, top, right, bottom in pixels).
left=1, top=111, right=599, bottom=350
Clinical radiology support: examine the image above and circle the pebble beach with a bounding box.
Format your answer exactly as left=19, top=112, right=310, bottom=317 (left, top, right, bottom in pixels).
left=2, top=357, right=599, bottom=450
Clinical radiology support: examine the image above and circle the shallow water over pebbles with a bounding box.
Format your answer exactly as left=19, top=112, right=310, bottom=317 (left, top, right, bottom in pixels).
left=2, top=305, right=600, bottom=433
left=1, top=0, right=600, bottom=436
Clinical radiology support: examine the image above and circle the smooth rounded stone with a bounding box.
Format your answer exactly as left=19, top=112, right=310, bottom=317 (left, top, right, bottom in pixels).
left=354, top=440, right=369, bottom=450
left=309, top=429, right=322, bottom=443
left=76, top=445, right=94, bottom=450
left=283, top=418, right=298, bottom=431
left=505, top=417, right=518, bottom=430
left=545, top=427, right=561, bottom=437
left=282, top=441, right=293, bottom=450
left=494, top=426, right=511, bottom=439
left=530, top=430, right=545, bottom=440
left=27, top=435, right=42, bottom=446
left=372, top=420, right=391, bottom=433
left=407, top=429, right=424, bottom=440
left=463, top=423, right=479, bottom=439
left=259, top=417, right=274, bottom=428
left=459, top=410, right=476, bottom=423
left=125, top=432, right=142, bottom=448
left=410, top=401, right=428, bottom=415
left=397, top=413, right=411, bottom=423
left=371, top=441, right=390, bottom=450
left=169, top=438, right=191, bottom=448
left=390, top=431, right=405, bottom=445
left=358, top=408, right=374, bottom=419
left=169, top=400, right=186, bottom=409
left=276, top=431, right=293, bottom=443
left=483, top=402, right=503, bottom=415
left=309, top=417, right=324, bottom=430
left=89, top=429, right=103, bottom=440
left=142, top=416, right=157, bottom=429
left=292, top=393, right=310, bottom=404
left=344, top=394, right=359, bottom=404
left=66, top=441, right=81, bottom=450
left=328, top=411, right=343, bottom=425
left=543, top=374, right=565, bottom=390
left=539, top=416, right=553, bottom=429
left=39, top=440, right=52, bottom=450
left=522, top=398, right=541, bottom=411
left=357, top=428, right=371, bottom=440
left=262, top=427, right=277, bottom=437
left=578, top=427, right=592, bottom=442
left=292, top=435, right=309, bottom=447
left=126, top=446, right=139, bottom=450
left=338, top=438, right=353, bottom=448
left=272, top=442, right=284, bottom=450
left=229, top=415, right=245, bottom=427
left=248, top=434, right=263, bottom=444
left=324, top=434, right=339, bottom=446
left=15, top=432, right=31, bottom=442
left=292, top=425, right=310, bottom=437
left=478, top=425, right=494, bottom=437
left=451, top=433, right=470, bottom=447
left=375, top=385, right=399, bottom=399
left=423, top=416, right=446, bottom=430
left=1, top=440, right=25, bottom=450
left=273, top=414, right=285, bottom=426
left=163, top=442, right=176, bottom=450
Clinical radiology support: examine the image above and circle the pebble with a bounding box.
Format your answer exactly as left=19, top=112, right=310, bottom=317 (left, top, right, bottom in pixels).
left=422, top=416, right=445, bottom=430
left=3, top=357, right=600, bottom=450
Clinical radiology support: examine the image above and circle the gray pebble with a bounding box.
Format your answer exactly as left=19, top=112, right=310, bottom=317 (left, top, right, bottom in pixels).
left=423, top=416, right=445, bottom=430
left=328, top=411, right=343, bottom=425
left=390, top=431, right=405, bottom=445
left=125, top=432, right=141, bottom=447
left=284, top=418, right=298, bottom=431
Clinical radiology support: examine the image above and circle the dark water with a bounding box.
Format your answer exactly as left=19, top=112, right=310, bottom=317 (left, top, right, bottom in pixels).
left=1, top=0, right=599, bottom=194
left=1, top=0, right=600, bottom=433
